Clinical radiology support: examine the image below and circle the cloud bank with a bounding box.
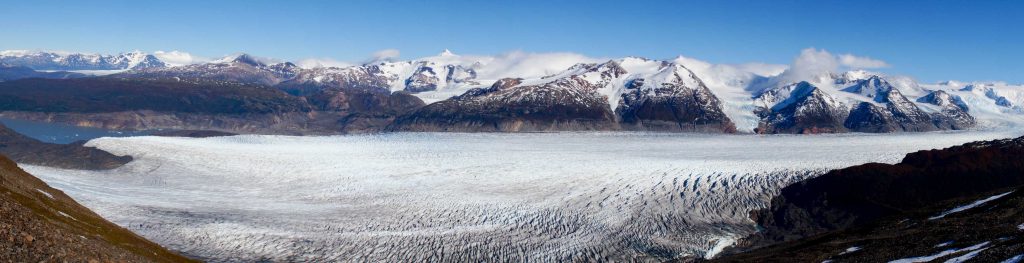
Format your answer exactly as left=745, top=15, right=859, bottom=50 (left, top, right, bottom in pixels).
left=839, top=54, right=890, bottom=69
left=153, top=50, right=208, bottom=66
left=779, top=48, right=890, bottom=83
left=296, top=58, right=354, bottom=69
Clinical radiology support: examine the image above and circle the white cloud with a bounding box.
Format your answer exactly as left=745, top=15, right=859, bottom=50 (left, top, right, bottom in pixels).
left=839, top=54, right=890, bottom=69
left=775, top=48, right=889, bottom=83
left=784, top=48, right=841, bottom=82
left=296, top=58, right=354, bottom=69
left=363, top=49, right=401, bottom=64
left=153, top=50, right=208, bottom=66
left=736, top=63, right=789, bottom=77
left=470, top=51, right=604, bottom=80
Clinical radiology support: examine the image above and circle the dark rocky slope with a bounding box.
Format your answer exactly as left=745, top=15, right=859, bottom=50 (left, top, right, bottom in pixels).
left=616, top=64, right=737, bottom=133
left=0, top=77, right=424, bottom=134
left=390, top=60, right=736, bottom=133
left=756, top=82, right=849, bottom=134
left=0, top=123, right=130, bottom=170
left=711, top=135, right=1024, bottom=262
left=389, top=78, right=619, bottom=132
left=0, top=63, right=86, bottom=81
left=0, top=154, right=194, bottom=262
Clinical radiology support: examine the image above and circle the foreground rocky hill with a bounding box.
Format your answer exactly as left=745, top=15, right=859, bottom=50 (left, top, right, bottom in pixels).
left=0, top=154, right=194, bottom=262
left=711, top=136, right=1024, bottom=262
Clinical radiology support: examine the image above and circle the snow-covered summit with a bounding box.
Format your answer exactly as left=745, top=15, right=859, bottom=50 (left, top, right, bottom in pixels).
left=0, top=50, right=166, bottom=70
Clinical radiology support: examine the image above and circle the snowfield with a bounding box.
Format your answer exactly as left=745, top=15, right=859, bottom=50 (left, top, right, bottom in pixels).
left=22, top=131, right=1022, bottom=262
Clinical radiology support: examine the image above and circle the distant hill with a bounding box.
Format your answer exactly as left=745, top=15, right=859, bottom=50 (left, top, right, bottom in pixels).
left=0, top=122, right=130, bottom=170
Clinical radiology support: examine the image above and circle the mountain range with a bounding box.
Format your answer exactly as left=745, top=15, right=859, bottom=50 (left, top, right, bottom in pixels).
left=1, top=50, right=1022, bottom=134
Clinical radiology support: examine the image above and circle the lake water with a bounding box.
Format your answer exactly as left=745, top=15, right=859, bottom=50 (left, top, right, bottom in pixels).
left=0, top=118, right=152, bottom=144
left=22, top=131, right=1023, bottom=262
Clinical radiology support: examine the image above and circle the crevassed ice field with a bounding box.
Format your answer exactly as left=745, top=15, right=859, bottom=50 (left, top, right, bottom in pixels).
left=23, top=131, right=1022, bottom=262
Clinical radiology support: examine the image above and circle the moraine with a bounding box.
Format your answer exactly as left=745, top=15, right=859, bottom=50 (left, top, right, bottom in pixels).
left=21, top=131, right=1023, bottom=262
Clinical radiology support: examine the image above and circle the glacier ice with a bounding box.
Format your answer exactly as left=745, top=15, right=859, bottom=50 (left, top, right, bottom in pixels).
left=22, top=131, right=1022, bottom=262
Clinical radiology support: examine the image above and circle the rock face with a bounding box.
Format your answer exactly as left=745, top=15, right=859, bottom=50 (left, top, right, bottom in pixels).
left=756, top=76, right=974, bottom=134
left=715, top=136, right=1024, bottom=261
left=617, top=63, right=737, bottom=132
left=0, top=123, right=131, bottom=170
left=844, top=102, right=898, bottom=132
left=756, top=82, right=849, bottom=134
left=390, top=77, right=619, bottom=132
left=399, top=63, right=478, bottom=93
left=0, top=154, right=194, bottom=262
left=404, top=66, right=440, bottom=93
left=918, top=90, right=976, bottom=129
left=842, top=77, right=937, bottom=132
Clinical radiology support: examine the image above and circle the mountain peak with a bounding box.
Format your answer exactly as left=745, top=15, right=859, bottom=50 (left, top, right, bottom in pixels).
left=215, top=53, right=265, bottom=66
left=439, top=49, right=456, bottom=57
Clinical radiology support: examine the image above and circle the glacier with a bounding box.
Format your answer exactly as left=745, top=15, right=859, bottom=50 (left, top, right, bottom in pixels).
left=21, top=131, right=1023, bottom=262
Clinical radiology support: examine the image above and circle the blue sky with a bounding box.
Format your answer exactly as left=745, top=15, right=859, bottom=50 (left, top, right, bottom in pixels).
left=1, top=0, right=1021, bottom=83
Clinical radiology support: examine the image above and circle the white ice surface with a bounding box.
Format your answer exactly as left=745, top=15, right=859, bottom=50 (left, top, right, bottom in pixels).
left=22, top=131, right=1022, bottom=262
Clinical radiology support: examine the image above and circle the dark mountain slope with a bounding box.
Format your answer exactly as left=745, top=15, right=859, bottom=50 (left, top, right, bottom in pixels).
left=389, top=78, right=619, bottom=132
left=711, top=136, right=1024, bottom=262
left=0, top=77, right=310, bottom=114
left=0, top=64, right=86, bottom=81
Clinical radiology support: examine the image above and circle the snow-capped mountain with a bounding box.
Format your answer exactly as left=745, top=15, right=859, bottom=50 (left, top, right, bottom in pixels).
left=2, top=48, right=1022, bottom=134
left=0, top=50, right=165, bottom=70
left=121, top=53, right=297, bottom=86
left=748, top=69, right=1018, bottom=133
left=390, top=57, right=736, bottom=132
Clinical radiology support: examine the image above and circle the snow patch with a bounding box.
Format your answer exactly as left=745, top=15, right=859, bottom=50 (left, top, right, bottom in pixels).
left=929, top=191, right=1014, bottom=220
left=704, top=236, right=736, bottom=259
left=889, top=241, right=990, bottom=263
left=36, top=189, right=54, bottom=199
